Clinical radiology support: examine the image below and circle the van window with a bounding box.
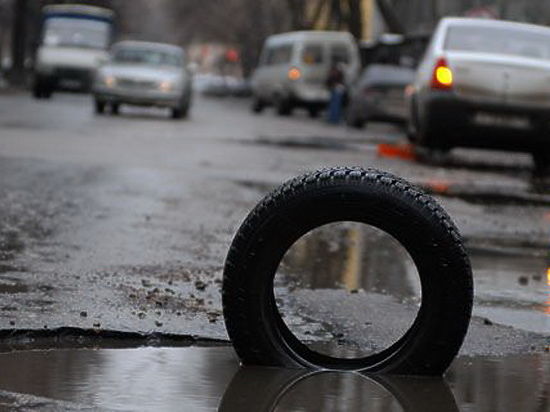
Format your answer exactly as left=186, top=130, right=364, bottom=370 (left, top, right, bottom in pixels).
left=264, top=44, right=292, bottom=66
left=330, top=44, right=350, bottom=64
left=302, top=44, right=324, bottom=64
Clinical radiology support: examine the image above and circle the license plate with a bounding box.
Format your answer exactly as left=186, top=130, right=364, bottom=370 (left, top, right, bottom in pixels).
left=473, top=112, right=530, bottom=129
left=59, top=79, right=83, bottom=89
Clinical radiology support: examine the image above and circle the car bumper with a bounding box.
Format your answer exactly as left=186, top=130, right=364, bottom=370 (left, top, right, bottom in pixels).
left=36, top=67, right=94, bottom=91
left=291, top=84, right=330, bottom=106
left=423, top=92, right=550, bottom=151
left=94, top=87, right=183, bottom=108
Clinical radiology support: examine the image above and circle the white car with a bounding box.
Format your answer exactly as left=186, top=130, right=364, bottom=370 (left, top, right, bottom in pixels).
left=408, top=18, right=550, bottom=170
left=251, top=31, right=360, bottom=117
left=93, top=41, right=192, bottom=119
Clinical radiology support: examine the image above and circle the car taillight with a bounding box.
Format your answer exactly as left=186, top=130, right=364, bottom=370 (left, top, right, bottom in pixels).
left=431, top=58, right=453, bottom=90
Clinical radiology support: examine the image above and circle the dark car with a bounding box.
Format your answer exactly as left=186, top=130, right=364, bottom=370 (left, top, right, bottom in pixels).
left=346, top=64, right=415, bottom=129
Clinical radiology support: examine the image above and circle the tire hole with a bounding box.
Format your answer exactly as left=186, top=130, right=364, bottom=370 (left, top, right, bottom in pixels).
left=274, top=221, right=421, bottom=360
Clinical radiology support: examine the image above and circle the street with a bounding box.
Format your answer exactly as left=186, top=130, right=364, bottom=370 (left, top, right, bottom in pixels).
left=0, top=91, right=548, bottom=346
left=0, top=90, right=548, bottom=408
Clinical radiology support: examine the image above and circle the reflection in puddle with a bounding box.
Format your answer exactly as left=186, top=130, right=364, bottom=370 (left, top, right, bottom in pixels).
left=0, top=346, right=545, bottom=411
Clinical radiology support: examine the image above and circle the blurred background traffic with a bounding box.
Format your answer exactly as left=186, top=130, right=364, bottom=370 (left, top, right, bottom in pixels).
left=2, top=0, right=550, bottom=175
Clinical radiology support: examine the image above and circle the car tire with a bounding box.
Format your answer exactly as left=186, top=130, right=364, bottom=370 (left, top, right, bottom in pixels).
left=275, top=96, right=293, bottom=116
left=532, top=150, right=550, bottom=175
left=307, top=107, right=320, bottom=118
left=32, top=84, right=43, bottom=99
left=111, top=103, right=120, bottom=115
left=346, top=113, right=365, bottom=129
left=223, top=167, right=473, bottom=376
left=406, top=104, right=419, bottom=143
left=95, top=99, right=105, bottom=114
left=251, top=97, right=266, bottom=114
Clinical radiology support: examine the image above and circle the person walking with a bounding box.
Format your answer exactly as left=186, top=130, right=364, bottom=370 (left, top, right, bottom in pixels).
left=326, top=62, right=346, bottom=124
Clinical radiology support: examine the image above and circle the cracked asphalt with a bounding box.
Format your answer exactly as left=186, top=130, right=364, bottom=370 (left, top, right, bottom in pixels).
left=0, top=91, right=548, bottom=357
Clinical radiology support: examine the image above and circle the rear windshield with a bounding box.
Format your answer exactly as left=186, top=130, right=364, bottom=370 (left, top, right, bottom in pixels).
left=113, top=48, right=182, bottom=67
left=445, top=25, right=550, bottom=60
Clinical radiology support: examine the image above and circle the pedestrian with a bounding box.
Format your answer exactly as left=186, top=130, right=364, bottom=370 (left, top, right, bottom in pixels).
left=326, top=62, right=346, bottom=124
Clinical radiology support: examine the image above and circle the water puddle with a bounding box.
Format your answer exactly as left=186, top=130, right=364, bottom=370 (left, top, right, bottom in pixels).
left=0, top=346, right=545, bottom=411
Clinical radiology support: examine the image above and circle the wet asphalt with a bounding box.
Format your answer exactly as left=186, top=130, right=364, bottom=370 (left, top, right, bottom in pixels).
left=0, top=91, right=548, bottom=408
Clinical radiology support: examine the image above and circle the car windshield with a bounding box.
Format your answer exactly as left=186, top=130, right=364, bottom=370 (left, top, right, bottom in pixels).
left=445, top=24, right=550, bottom=60
left=43, top=17, right=110, bottom=49
left=112, top=48, right=182, bottom=67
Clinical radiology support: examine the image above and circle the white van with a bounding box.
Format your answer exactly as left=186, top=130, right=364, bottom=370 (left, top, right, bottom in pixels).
left=33, top=4, right=115, bottom=98
left=251, top=31, right=360, bottom=117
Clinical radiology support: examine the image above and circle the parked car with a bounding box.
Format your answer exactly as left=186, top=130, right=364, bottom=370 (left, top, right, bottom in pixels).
left=251, top=31, right=360, bottom=117
left=93, top=41, right=193, bottom=119
left=408, top=17, right=550, bottom=170
left=346, top=64, right=415, bottom=129
left=33, top=4, right=115, bottom=98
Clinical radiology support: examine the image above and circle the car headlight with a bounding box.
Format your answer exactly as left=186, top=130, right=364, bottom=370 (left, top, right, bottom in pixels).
left=159, top=80, right=173, bottom=92
left=101, top=75, right=116, bottom=88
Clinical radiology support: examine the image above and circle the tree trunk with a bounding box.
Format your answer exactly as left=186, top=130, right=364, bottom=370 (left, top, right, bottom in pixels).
left=347, top=0, right=363, bottom=39
left=375, top=0, right=405, bottom=34
left=10, top=0, right=28, bottom=85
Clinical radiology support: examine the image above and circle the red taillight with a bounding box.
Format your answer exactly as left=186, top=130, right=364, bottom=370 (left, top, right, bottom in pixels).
left=431, top=58, right=453, bottom=90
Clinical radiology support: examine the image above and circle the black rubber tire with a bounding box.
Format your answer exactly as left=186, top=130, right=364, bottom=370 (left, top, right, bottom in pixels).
left=111, top=103, right=120, bottom=115
left=223, top=167, right=473, bottom=376
left=345, top=108, right=365, bottom=129
left=251, top=97, right=266, bottom=114
left=171, top=107, right=183, bottom=119
left=532, top=149, right=550, bottom=176
left=275, top=97, right=293, bottom=116
left=307, top=107, right=320, bottom=118
left=32, top=85, right=43, bottom=99
left=95, top=99, right=105, bottom=114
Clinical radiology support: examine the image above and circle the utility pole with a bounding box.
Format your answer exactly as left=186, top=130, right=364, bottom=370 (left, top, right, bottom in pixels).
left=10, top=0, right=28, bottom=85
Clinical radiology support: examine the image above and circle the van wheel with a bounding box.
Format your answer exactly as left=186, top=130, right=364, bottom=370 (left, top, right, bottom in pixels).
left=223, top=167, right=473, bottom=376
left=252, top=97, right=266, bottom=114
left=308, top=107, right=320, bottom=118
left=111, top=103, right=120, bottom=115
left=32, top=84, right=43, bottom=99
left=95, top=100, right=105, bottom=114
left=346, top=111, right=365, bottom=129
left=532, top=149, right=550, bottom=175
left=275, top=97, right=293, bottom=116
